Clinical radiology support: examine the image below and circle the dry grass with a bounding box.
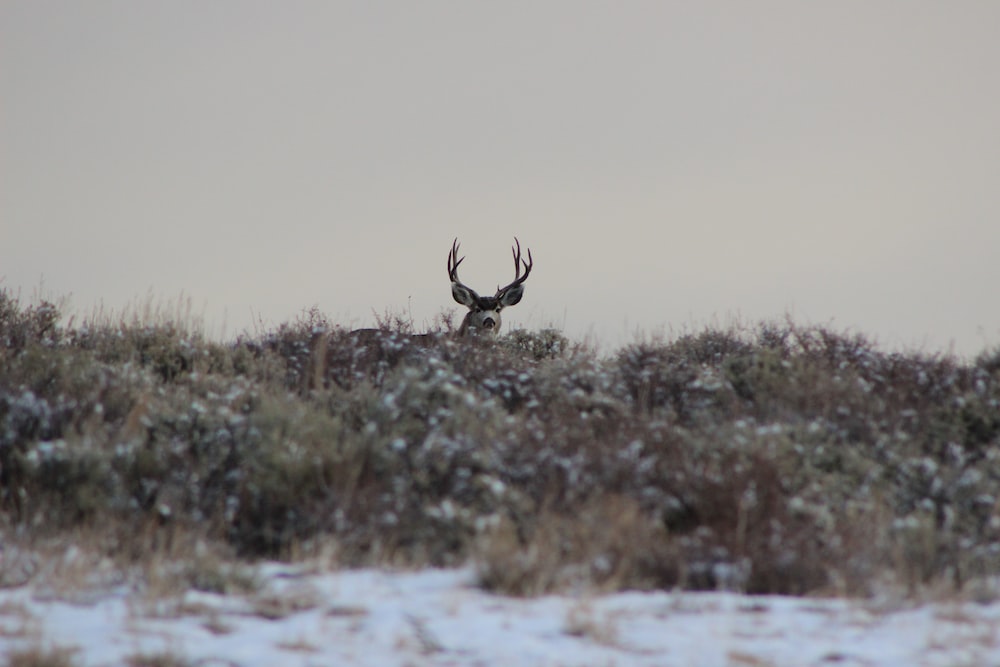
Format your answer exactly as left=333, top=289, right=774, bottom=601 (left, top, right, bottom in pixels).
left=0, top=601, right=37, bottom=640
left=250, top=584, right=321, bottom=620
left=3, top=289, right=1000, bottom=598
left=3, top=646, right=80, bottom=667
left=121, top=651, right=194, bottom=667
left=563, top=602, right=620, bottom=647
left=475, top=496, right=677, bottom=596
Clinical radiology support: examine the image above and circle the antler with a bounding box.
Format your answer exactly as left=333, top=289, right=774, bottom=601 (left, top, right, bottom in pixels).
left=447, top=238, right=464, bottom=283
left=448, top=238, right=481, bottom=306
left=495, top=237, right=533, bottom=298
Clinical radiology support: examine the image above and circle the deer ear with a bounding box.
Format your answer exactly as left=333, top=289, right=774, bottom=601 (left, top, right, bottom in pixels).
left=452, top=283, right=478, bottom=307
left=498, top=284, right=524, bottom=308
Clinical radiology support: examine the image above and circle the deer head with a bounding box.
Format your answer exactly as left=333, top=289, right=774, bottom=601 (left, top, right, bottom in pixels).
left=448, top=238, right=533, bottom=336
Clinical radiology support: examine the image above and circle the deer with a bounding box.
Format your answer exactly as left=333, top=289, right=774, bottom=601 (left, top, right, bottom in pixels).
left=448, top=237, right=533, bottom=336
left=306, top=238, right=532, bottom=390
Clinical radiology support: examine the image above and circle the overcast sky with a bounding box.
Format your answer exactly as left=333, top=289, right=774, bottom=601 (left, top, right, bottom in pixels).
left=3, top=2, right=999, bottom=356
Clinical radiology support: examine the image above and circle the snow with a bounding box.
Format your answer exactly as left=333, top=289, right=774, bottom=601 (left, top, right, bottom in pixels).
left=2, top=565, right=1000, bottom=666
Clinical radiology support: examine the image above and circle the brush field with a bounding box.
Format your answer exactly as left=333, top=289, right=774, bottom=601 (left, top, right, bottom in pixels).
left=2, top=289, right=1000, bottom=601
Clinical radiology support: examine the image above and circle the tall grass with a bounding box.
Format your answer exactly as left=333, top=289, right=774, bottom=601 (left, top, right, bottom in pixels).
left=2, top=288, right=999, bottom=597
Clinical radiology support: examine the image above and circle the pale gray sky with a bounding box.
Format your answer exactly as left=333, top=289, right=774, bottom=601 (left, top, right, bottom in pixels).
left=3, top=2, right=999, bottom=355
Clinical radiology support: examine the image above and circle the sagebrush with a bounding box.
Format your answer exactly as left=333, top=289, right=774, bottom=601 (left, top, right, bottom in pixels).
left=2, top=290, right=999, bottom=597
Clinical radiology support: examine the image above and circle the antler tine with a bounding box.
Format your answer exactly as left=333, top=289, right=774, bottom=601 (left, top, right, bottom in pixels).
left=513, top=237, right=532, bottom=281
left=497, top=237, right=532, bottom=294
left=448, top=237, right=466, bottom=281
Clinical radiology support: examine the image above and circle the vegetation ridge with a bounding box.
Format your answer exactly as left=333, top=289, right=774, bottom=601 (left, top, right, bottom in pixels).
left=2, top=290, right=999, bottom=598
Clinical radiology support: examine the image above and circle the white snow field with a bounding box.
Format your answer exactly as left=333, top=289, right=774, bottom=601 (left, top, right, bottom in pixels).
left=2, top=565, right=999, bottom=667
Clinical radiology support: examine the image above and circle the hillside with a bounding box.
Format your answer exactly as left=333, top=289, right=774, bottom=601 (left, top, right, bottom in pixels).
left=2, top=289, right=1000, bottom=600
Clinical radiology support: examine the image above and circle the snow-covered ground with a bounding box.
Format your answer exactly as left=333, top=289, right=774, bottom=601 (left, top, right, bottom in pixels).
left=2, top=565, right=999, bottom=666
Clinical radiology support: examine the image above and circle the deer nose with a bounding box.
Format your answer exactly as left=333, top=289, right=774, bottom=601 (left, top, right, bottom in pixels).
left=482, top=317, right=496, bottom=329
